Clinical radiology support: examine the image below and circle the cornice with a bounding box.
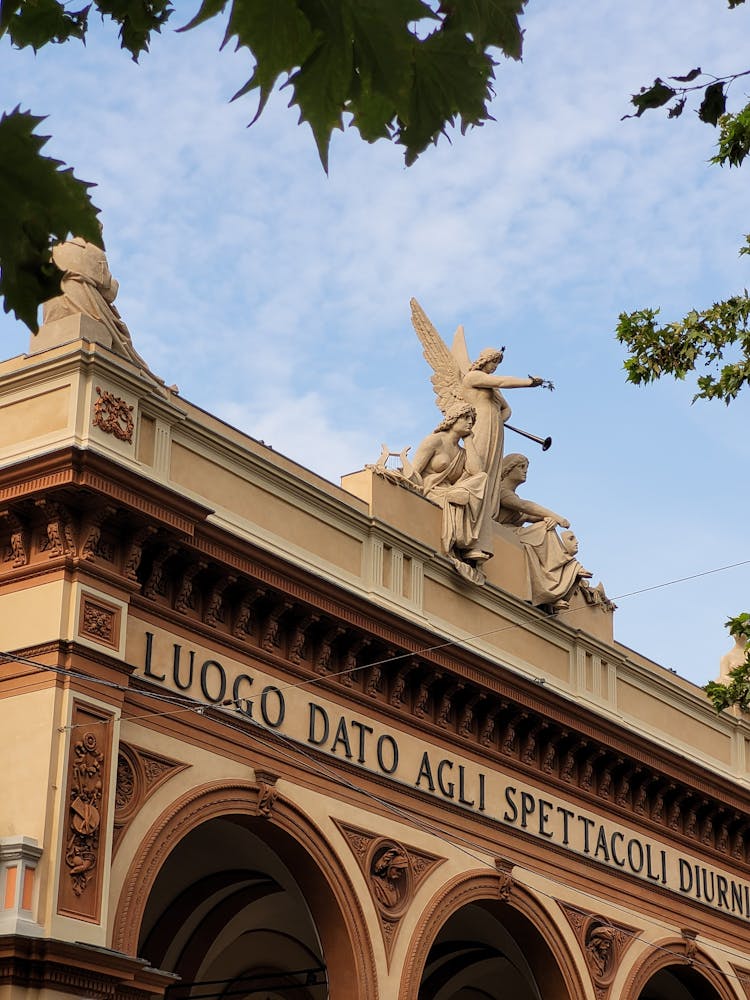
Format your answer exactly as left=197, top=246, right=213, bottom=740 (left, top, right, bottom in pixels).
left=0, top=934, right=175, bottom=998
left=3, top=447, right=750, bottom=869
left=172, top=427, right=369, bottom=541
left=0, top=447, right=212, bottom=534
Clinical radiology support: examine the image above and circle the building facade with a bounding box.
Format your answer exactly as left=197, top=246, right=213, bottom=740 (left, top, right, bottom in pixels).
left=2, top=302, right=750, bottom=1000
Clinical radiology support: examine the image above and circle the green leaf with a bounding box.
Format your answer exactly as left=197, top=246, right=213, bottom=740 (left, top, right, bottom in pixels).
left=0, top=1, right=23, bottom=34
left=442, top=0, right=526, bottom=60
left=617, top=287, right=750, bottom=402
left=92, top=0, right=173, bottom=60
left=667, top=97, right=686, bottom=119
left=670, top=67, right=701, bottom=83
left=711, top=102, right=750, bottom=167
left=346, top=0, right=421, bottom=104
left=226, top=0, right=318, bottom=122
left=625, top=79, right=676, bottom=119
left=727, top=613, right=750, bottom=638
left=287, top=1, right=353, bottom=170
left=0, top=108, right=101, bottom=331
left=698, top=80, right=726, bottom=126
left=179, top=0, right=228, bottom=32
left=397, top=27, right=494, bottom=165
left=348, top=83, right=395, bottom=142
left=4, top=0, right=89, bottom=49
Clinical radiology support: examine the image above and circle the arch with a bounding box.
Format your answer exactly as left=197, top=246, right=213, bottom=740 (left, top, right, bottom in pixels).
left=398, top=869, right=586, bottom=1000
left=112, top=779, right=378, bottom=999
left=623, top=937, right=739, bottom=1000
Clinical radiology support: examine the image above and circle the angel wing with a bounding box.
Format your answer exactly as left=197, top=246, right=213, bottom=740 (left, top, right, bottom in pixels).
left=450, top=324, right=471, bottom=375
left=410, top=298, right=465, bottom=416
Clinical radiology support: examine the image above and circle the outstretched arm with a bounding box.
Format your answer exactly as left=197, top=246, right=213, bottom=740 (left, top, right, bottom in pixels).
left=464, top=371, right=542, bottom=391
left=499, top=489, right=570, bottom=528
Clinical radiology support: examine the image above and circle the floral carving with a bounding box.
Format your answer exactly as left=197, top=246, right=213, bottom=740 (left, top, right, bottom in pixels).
left=93, top=386, right=134, bottom=443
left=115, top=752, right=136, bottom=812
left=205, top=575, right=236, bottom=628
left=143, top=544, right=176, bottom=599
left=36, top=499, right=75, bottom=557
left=315, top=624, right=344, bottom=675
left=479, top=708, right=499, bottom=747
left=174, top=561, right=205, bottom=613
left=390, top=662, right=415, bottom=708
left=80, top=504, right=115, bottom=561
left=257, top=783, right=277, bottom=817
left=495, top=857, right=514, bottom=901
left=366, top=662, right=384, bottom=698
left=340, top=637, right=370, bottom=687
left=65, top=732, right=104, bottom=896
left=113, top=742, right=188, bottom=854
left=681, top=928, right=698, bottom=964
left=80, top=597, right=119, bottom=647
left=0, top=509, right=28, bottom=567
left=288, top=613, right=318, bottom=664
left=262, top=600, right=292, bottom=652
left=437, top=682, right=463, bottom=728
left=123, top=525, right=157, bottom=581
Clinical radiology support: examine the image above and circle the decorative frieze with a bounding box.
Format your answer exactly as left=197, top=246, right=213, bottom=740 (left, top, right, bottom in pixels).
left=1, top=475, right=748, bottom=870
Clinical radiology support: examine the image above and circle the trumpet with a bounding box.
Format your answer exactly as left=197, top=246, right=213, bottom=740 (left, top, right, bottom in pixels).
left=506, top=422, right=552, bottom=451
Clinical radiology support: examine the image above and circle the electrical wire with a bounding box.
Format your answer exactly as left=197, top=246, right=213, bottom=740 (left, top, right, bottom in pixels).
left=3, top=560, right=750, bottom=986
left=3, top=677, right=750, bottom=986
left=172, top=698, right=750, bottom=992
left=4, top=551, right=747, bottom=719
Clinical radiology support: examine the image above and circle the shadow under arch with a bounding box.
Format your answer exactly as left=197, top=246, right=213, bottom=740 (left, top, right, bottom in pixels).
left=399, top=869, right=586, bottom=1000
left=623, top=937, right=740, bottom=1000
left=112, top=779, right=378, bottom=1000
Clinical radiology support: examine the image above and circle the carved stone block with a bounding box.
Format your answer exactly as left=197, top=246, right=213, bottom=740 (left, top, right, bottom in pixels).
left=78, top=596, right=121, bottom=649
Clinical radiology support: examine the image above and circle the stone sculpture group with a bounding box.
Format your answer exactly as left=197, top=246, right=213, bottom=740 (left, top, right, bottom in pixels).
left=36, top=251, right=609, bottom=613
left=379, top=299, right=612, bottom=612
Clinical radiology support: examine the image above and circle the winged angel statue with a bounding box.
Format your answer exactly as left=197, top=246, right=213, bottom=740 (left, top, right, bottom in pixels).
left=406, top=299, right=549, bottom=584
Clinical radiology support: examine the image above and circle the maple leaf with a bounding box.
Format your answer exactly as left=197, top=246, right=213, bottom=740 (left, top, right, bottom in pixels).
left=0, top=109, right=100, bottom=330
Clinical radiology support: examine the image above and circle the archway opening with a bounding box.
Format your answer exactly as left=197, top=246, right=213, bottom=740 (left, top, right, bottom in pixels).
left=418, top=899, right=569, bottom=1000
left=137, top=815, right=327, bottom=999
left=637, top=965, right=725, bottom=1000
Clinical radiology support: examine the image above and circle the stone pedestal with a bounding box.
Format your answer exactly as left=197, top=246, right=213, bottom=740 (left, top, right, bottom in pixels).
left=29, top=314, right=114, bottom=355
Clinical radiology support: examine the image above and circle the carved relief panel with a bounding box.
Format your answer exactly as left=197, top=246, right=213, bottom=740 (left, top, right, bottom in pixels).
left=113, top=742, right=189, bottom=854
left=560, top=902, right=639, bottom=1000
left=57, top=703, right=114, bottom=922
left=336, top=820, right=445, bottom=964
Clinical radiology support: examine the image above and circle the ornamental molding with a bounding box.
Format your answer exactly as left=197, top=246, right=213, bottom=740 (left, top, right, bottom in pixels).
left=93, top=386, right=134, bottom=443
left=113, top=742, right=189, bottom=855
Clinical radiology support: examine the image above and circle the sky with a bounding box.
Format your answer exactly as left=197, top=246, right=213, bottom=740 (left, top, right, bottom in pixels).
left=2, top=1, right=749, bottom=690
